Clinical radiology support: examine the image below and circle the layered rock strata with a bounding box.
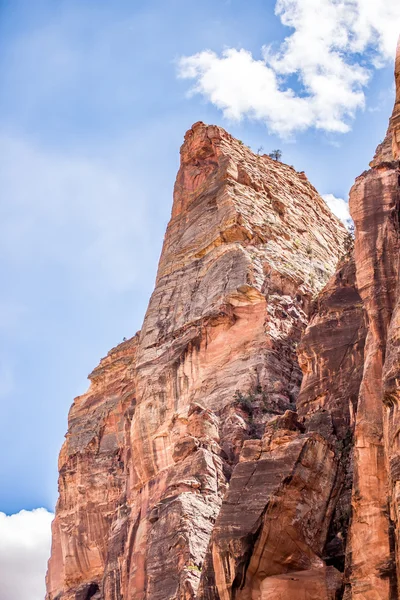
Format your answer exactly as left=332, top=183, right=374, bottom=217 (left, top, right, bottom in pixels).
left=198, top=256, right=366, bottom=600
left=46, top=336, right=139, bottom=600
left=46, top=120, right=347, bottom=600
left=196, top=41, right=400, bottom=600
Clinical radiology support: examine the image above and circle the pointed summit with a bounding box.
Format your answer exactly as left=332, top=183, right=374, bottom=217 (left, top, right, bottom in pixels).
left=371, top=35, right=400, bottom=165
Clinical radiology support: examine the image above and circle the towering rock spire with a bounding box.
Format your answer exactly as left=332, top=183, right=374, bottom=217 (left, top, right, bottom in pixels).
left=45, top=37, right=400, bottom=600
left=46, top=123, right=346, bottom=600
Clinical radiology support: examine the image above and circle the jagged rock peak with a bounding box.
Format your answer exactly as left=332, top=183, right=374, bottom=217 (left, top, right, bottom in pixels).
left=161, top=119, right=347, bottom=296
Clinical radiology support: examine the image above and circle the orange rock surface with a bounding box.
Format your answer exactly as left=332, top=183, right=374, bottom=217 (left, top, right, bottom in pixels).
left=344, top=39, right=400, bottom=600
left=45, top=39, right=400, bottom=600
left=46, top=336, right=139, bottom=600
left=46, top=120, right=346, bottom=600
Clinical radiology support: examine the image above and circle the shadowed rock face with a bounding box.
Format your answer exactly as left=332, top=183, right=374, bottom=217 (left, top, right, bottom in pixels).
left=298, top=258, right=367, bottom=578
left=45, top=38, right=400, bottom=600
left=198, top=255, right=367, bottom=600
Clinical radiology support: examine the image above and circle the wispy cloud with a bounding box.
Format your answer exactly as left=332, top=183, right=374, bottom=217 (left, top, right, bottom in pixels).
left=177, top=0, right=400, bottom=136
left=0, top=508, right=53, bottom=600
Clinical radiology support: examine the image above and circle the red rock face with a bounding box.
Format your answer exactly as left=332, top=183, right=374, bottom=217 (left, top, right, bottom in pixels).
left=126, top=123, right=346, bottom=600
left=344, top=39, right=400, bottom=600
left=46, top=120, right=347, bottom=600
left=46, top=40, right=400, bottom=600
left=197, top=412, right=342, bottom=600
left=196, top=251, right=370, bottom=600
left=47, top=42, right=400, bottom=596
left=298, top=257, right=367, bottom=577
left=46, top=336, right=139, bottom=600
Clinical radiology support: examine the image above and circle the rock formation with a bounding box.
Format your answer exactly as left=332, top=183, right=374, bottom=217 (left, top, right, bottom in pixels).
left=46, top=39, right=400, bottom=600
left=343, top=38, right=400, bottom=600
left=46, top=336, right=139, bottom=600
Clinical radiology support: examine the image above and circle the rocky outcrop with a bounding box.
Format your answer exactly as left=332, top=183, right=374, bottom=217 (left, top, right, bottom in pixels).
left=298, top=257, right=367, bottom=579
left=46, top=39, right=400, bottom=600
left=197, top=412, right=342, bottom=600
left=197, top=254, right=367, bottom=600
left=125, top=122, right=346, bottom=600
left=46, top=336, right=139, bottom=600
left=46, top=120, right=346, bottom=600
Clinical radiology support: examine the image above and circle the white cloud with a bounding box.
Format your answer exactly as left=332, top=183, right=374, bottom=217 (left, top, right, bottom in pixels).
left=323, top=193, right=352, bottom=226
left=0, top=508, right=53, bottom=600
left=178, top=0, right=400, bottom=136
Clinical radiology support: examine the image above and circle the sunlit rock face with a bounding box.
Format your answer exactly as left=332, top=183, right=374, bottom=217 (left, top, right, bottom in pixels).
left=46, top=336, right=139, bottom=600
left=46, top=38, right=400, bottom=600
left=46, top=107, right=354, bottom=599
left=126, top=121, right=346, bottom=600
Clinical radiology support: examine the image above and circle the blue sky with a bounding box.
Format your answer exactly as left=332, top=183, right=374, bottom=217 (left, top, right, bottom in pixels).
left=0, top=1, right=399, bottom=597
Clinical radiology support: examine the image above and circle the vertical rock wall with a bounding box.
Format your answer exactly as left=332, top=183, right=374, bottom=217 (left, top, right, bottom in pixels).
left=125, top=122, right=346, bottom=600
left=345, top=38, right=400, bottom=600
left=198, top=256, right=366, bottom=600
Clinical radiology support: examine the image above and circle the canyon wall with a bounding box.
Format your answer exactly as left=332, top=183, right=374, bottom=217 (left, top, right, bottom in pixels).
left=46, top=40, right=400, bottom=600
left=344, top=39, right=400, bottom=600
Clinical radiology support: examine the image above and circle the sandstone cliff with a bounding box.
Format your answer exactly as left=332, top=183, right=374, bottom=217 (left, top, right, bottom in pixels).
left=343, top=39, right=400, bottom=600
left=46, top=40, right=400, bottom=600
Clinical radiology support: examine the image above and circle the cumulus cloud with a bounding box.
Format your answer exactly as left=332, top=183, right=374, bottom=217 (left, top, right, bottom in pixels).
left=0, top=508, right=53, bottom=600
left=323, top=193, right=352, bottom=227
left=178, top=0, right=400, bottom=136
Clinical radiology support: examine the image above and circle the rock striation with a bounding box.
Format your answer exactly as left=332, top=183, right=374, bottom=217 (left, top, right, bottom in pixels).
left=46, top=38, right=400, bottom=600
left=46, top=121, right=346, bottom=599
left=46, top=335, right=139, bottom=600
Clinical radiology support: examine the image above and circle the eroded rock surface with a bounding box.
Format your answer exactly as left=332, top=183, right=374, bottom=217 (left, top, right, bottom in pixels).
left=46, top=120, right=346, bottom=600
left=46, top=336, right=139, bottom=600
left=344, top=38, right=400, bottom=600
left=125, top=122, right=346, bottom=600
left=47, top=40, right=400, bottom=600
left=198, top=252, right=370, bottom=599
left=197, top=412, right=342, bottom=600
left=47, top=44, right=400, bottom=596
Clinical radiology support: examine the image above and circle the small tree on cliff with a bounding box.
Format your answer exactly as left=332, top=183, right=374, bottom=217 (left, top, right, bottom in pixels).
left=268, top=149, right=282, bottom=161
